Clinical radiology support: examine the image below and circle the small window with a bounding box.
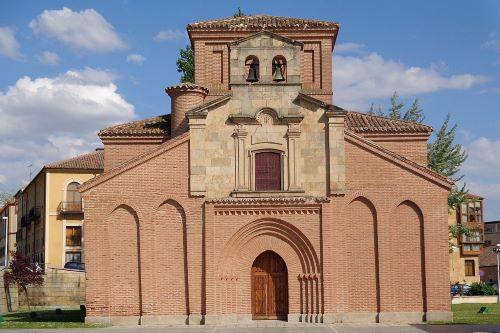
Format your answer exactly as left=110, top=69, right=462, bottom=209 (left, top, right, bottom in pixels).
left=272, top=56, right=287, bottom=82
left=255, top=152, right=281, bottom=191
left=66, top=251, right=82, bottom=263
left=66, top=226, right=82, bottom=247
left=465, top=260, right=475, bottom=276
left=245, top=56, right=259, bottom=82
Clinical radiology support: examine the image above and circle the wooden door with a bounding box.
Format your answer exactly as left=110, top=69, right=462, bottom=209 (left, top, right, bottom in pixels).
left=251, top=251, right=288, bottom=320
left=255, top=152, right=281, bottom=191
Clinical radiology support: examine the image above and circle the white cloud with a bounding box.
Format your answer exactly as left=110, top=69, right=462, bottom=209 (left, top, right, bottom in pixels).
left=0, top=27, right=22, bottom=60
left=334, top=52, right=488, bottom=108
left=37, top=50, right=59, bottom=65
left=335, top=42, right=365, bottom=53
left=483, top=32, right=500, bottom=51
left=126, top=53, right=145, bottom=64
left=29, top=7, right=126, bottom=53
left=153, top=29, right=185, bottom=41
left=0, top=67, right=136, bottom=192
left=462, top=137, right=500, bottom=179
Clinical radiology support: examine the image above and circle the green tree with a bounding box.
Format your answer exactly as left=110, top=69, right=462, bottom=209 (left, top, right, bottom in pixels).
left=403, top=98, right=425, bottom=123
left=176, top=8, right=245, bottom=83
left=0, top=192, right=13, bottom=206
left=388, top=92, right=404, bottom=119
left=427, top=113, right=468, bottom=208
left=176, top=45, right=195, bottom=83
left=233, top=7, right=245, bottom=17
left=367, top=103, right=384, bottom=116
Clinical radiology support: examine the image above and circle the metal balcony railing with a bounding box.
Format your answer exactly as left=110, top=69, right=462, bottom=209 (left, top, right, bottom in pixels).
left=58, top=201, right=83, bottom=214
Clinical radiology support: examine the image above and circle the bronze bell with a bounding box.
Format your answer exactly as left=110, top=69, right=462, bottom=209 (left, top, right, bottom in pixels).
left=273, top=65, right=285, bottom=82
left=247, top=64, right=258, bottom=82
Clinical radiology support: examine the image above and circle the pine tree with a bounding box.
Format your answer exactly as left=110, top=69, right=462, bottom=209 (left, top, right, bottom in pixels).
left=367, top=103, right=385, bottom=116
left=176, top=45, right=195, bottom=83
left=233, top=7, right=245, bottom=17
left=427, top=113, right=468, bottom=208
left=388, top=92, right=404, bottom=119
left=403, top=98, right=425, bottom=123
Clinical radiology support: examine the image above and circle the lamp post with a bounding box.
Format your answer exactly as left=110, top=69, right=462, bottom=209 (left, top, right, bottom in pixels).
left=1, top=216, right=7, bottom=267
left=493, top=244, right=500, bottom=303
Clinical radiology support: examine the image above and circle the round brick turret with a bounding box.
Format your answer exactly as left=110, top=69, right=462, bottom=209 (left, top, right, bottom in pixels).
left=166, top=83, right=209, bottom=137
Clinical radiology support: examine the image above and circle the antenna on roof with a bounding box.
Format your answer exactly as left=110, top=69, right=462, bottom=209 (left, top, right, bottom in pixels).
left=28, top=164, right=33, bottom=181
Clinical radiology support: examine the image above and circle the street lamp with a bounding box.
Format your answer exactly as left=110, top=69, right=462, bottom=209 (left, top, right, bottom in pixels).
left=493, top=244, right=500, bottom=303
left=1, top=216, right=7, bottom=267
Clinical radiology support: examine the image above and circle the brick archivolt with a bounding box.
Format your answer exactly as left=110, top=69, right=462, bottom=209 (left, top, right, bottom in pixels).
left=217, top=218, right=320, bottom=278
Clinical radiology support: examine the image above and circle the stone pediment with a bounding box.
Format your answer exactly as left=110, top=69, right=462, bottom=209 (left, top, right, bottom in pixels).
left=229, top=30, right=303, bottom=49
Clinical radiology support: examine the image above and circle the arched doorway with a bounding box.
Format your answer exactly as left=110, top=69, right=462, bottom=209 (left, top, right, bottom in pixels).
left=251, top=251, right=288, bottom=320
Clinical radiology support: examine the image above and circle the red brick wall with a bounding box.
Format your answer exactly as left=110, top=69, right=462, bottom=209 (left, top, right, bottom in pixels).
left=368, top=138, right=429, bottom=165
left=83, top=138, right=205, bottom=318
left=341, top=138, right=450, bottom=313
left=104, top=142, right=163, bottom=171
left=346, top=197, right=378, bottom=312
left=83, top=134, right=450, bottom=320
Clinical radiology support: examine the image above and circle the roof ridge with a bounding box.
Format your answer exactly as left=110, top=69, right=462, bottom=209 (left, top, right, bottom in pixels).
left=45, top=150, right=103, bottom=169
left=99, top=114, right=171, bottom=137
left=347, top=110, right=433, bottom=130
left=188, top=14, right=339, bottom=30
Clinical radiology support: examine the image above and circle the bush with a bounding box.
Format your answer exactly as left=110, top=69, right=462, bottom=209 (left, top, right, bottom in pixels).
left=467, top=282, right=497, bottom=296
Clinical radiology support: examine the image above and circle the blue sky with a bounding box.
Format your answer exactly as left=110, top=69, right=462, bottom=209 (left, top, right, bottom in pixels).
left=1, top=1, right=499, bottom=219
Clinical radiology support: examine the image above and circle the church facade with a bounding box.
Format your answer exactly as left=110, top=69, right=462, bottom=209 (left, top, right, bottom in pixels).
left=80, top=15, right=453, bottom=325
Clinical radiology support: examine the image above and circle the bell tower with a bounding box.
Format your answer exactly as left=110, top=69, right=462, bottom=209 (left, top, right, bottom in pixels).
left=187, top=15, right=339, bottom=103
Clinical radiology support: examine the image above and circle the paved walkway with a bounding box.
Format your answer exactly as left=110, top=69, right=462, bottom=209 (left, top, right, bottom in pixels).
left=4, top=324, right=500, bottom=333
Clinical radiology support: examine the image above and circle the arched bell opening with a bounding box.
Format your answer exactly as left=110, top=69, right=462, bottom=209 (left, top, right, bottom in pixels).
left=272, top=56, right=287, bottom=82
left=245, top=55, right=260, bottom=82
left=251, top=251, right=288, bottom=320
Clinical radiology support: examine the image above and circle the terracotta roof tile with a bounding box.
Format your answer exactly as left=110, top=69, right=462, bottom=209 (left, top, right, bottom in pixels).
left=99, top=115, right=171, bottom=137
left=45, top=150, right=104, bottom=170
left=98, top=110, right=432, bottom=137
left=188, top=15, right=339, bottom=31
left=346, top=111, right=432, bottom=134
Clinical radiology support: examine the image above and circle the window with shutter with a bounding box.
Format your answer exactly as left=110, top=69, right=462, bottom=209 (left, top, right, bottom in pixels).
left=255, top=152, right=281, bottom=191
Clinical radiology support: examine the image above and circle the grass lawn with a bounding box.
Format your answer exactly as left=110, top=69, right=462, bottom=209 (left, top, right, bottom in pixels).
left=429, top=303, right=500, bottom=325
left=0, top=308, right=107, bottom=329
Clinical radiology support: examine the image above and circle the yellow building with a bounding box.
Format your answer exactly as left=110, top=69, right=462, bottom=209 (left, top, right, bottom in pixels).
left=15, top=150, right=103, bottom=268
left=0, top=200, right=18, bottom=266
left=449, top=194, right=485, bottom=285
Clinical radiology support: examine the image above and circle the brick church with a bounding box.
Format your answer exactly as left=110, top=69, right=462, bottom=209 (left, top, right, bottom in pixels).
left=80, top=15, right=453, bottom=325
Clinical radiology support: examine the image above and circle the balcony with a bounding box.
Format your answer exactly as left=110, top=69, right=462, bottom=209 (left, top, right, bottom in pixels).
left=28, top=207, right=42, bottom=222
left=58, top=201, right=83, bottom=214
left=460, top=222, right=484, bottom=256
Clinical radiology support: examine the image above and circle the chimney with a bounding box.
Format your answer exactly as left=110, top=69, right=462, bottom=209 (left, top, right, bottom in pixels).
left=165, top=83, right=209, bottom=137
